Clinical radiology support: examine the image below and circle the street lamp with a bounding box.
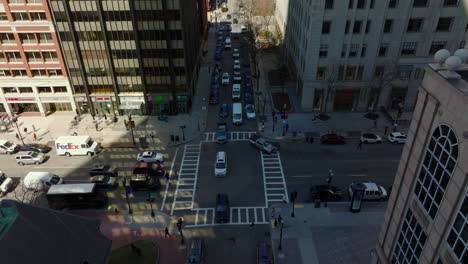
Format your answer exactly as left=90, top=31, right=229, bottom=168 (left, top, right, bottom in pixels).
left=278, top=215, right=284, bottom=251
left=180, top=125, right=186, bottom=141
left=290, top=190, right=298, bottom=217
left=11, top=116, right=25, bottom=145
left=125, top=191, right=133, bottom=215
left=147, top=192, right=155, bottom=218
left=327, top=169, right=334, bottom=188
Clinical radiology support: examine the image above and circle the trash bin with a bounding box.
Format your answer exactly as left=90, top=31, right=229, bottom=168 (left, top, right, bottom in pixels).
left=314, top=199, right=321, bottom=208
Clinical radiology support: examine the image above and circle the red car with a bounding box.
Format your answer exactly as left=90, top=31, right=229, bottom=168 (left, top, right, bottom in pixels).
left=320, top=134, right=346, bottom=144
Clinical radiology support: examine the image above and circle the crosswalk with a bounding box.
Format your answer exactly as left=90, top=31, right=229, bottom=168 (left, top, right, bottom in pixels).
left=170, top=144, right=201, bottom=215
left=261, top=151, right=289, bottom=206
left=185, top=206, right=269, bottom=228
left=203, top=131, right=256, bottom=142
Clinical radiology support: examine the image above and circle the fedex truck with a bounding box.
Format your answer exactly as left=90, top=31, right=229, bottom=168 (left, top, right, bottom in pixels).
left=55, top=136, right=100, bottom=156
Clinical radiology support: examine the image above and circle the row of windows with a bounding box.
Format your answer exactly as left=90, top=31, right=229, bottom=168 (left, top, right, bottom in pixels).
left=315, top=64, right=425, bottom=82
left=2, top=86, right=67, bottom=94
left=0, top=33, right=53, bottom=44
left=0, top=12, right=46, bottom=21
left=316, top=65, right=365, bottom=81
left=0, top=51, right=58, bottom=63
left=60, top=9, right=182, bottom=23
left=84, top=66, right=186, bottom=77
left=8, top=0, right=43, bottom=4
left=71, top=30, right=183, bottom=42
left=0, top=68, right=63, bottom=77
left=325, top=0, right=460, bottom=9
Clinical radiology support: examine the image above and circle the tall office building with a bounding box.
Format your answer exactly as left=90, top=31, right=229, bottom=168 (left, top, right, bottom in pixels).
left=49, top=0, right=205, bottom=116
left=0, top=0, right=74, bottom=117
left=279, top=0, right=467, bottom=113
left=375, top=51, right=468, bottom=264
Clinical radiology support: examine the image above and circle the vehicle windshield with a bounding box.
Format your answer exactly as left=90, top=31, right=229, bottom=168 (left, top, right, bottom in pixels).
left=246, top=106, right=254, bottom=112
left=233, top=91, right=240, bottom=95
left=216, top=162, right=225, bottom=169
left=87, top=139, right=95, bottom=148
left=4, top=141, right=12, bottom=147
left=234, top=114, right=241, bottom=119
left=216, top=205, right=226, bottom=212
left=50, top=175, right=61, bottom=184
left=30, top=152, right=38, bottom=158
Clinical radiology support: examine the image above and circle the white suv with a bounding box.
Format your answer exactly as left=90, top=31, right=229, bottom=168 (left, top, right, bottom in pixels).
left=215, top=151, right=227, bottom=177
left=387, top=132, right=407, bottom=144
left=233, top=60, right=241, bottom=70
left=222, top=73, right=230, bottom=85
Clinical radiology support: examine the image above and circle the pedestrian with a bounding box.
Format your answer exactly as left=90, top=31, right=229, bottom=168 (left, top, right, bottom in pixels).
left=176, top=221, right=181, bottom=232
left=282, top=195, right=287, bottom=203
left=15, top=133, right=19, bottom=140
left=272, top=110, right=275, bottom=119
left=95, top=123, right=98, bottom=131
left=91, top=114, right=95, bottom=121
left=357, top=140, right=363, bottom=150
left=150, top=131, right=155, bottom=142
left=33, top=133, right=37, bottom=141
left=373, top=120, right=377, bottom=128
left=73, top=131, right=78, bottom=136
left=277, top=214, right=283, bottom=224
left=384, top=126, right=388, bottom=136
left=165, top=227, right=172, bottom=238
left=104, top=114, right=107, bottom=120
left=393, top=122, right=398, bottom=132
left=250, top=221, right=255, bottom=227
left=23, top=127, right=27, bottom=133
left=178, top=217, right=183, bottom=228
left=285, top=123, right=289, bottom=133
left=130, top=244, right=141, bottom=256
left=165, top=172, right=170, bottom=181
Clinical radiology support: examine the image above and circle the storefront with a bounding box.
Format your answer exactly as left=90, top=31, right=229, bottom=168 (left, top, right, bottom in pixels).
left=6, top=97, right=40, bottom=113
left=91, top=96, right=118, bottom=116
left=333, top=89, right=358, bottom=112
left=119, top=95, right=145, bottom=116
left=40, top=96, right=74, bottom=115
left=74, top=96, right=90, bottom=114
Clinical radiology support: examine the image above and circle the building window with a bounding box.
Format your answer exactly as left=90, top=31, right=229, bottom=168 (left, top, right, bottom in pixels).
left=356, top=66, right=364, bottom=80
left=429, top=41, right=447, bottom=55
left=319, top=44, right=328, bottom=58
left=0, top=53, right=5, bottom=63
left=38, top=33, right=52, bottom=43
left=48, top=69, right=62, bottom=76
left=18, top=87, right=33, bottom=93
left=20, top=33, right=36, bottom=44
left=12, top=69, right=27, bottom=76
left=9, top=0, right=25, bottom=3
left=365, top=20, right=371, bottom=33
left=341, top=44, right=347, bottom=57
left=3, top=87, right=17, bottom=93
left=398, top=65, right=414, bottom=79
left=389, top=0, right=398, bottom=8
left=414, top=125, right=458, bottom=219
left=436, top=17, right=454, bottom=32
left=0, top=70, right=11, bottom=76
left=30, top=12, right=46, bottom=21
left=26, top=51, right=42, bottom=62
left=446, top=191, right=468, bottom=263
left=348, top=0, right=354, bottom=8
left=316, top=67, right=326, bottom=80
left=443, top=0, right=459, bottom=6
left=392, top=209, right=427, bottom=264
left=378, top=43, right=389, bottom=57
left=53, top=86, right=67, bottom=93
left=12, top=12, right=28, bottom=21
left=0, top=33, right=15, bottom=44
left=460, top=41, right=466, bottom=49
left=5, top=51, right=22, bottom=62
left=413, top=0, right=428, bottom=7
left=345, top=21, right=350, bottom=34
left=38, top=87, right=52, bottom=93
left=325, top=0, right=334, bottom=9
left=28, top=0, right=43, bottom=3
left=370, top=0, right=374, bottom=8
left=401, top=42, right=417, bottom=56
left=338, top=66, right=345, bottom=80
left=384, top=19, right=393, bottom=33
left=407, top=18, right=424, bottom=32
left=349, top=44, right=359, bottom=57
left=32, top=69, right=47, bottom=76
left=353, top=20, right=362, bottom=33
left=413, top=68, right=425, bottom=80
left=374, top=65, right=385, bottom=78
left=357, top=0, right=366, bottom=8
left=345, top=66, right=356, bottom=80
left=322, top=21, right=331, bottom=34
left=0, top=13, right=8, bottom=20
left=361, top=44, right=367, bottom=57
left=43, top=51, right=58, bottom=62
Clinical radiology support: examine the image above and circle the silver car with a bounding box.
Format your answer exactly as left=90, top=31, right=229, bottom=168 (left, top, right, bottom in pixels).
left=15, top=151, right=46, bottom=165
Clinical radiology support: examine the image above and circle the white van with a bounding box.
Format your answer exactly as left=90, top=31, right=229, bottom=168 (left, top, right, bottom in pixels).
left=214, top=151, right=227, bottom=177
left=24, top=171, right=64, bottom=191
left=0, top=140, right=17, bottom=155
left=232, top=103, right=243, bottom=125
left=225, top=37, right=231, bottom=49
left=232, top=83, right=241, bottom=101
left=348, top=182, right=388, bottom=201
left=55, top=136, right=100, bottom=156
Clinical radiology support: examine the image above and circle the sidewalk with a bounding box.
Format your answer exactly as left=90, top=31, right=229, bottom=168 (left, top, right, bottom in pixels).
left=270, top=203, right=385, bottom=264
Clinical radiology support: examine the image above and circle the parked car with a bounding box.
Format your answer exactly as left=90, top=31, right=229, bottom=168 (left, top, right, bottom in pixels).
left=360, top=132, right=382, bottom=144
left=89, top=175, right=117, bottom=188
left=233, top=17, right=238, bottom=24
left=244, top=69, right=252, bottom=80
left=225, top=24, right=232, bottom=31
left=244, top=81, right=252, bottom=93
left=242, top=56, right=250, bottom=67
left=222, top=73, right=230, bottom=85
left=233, top=71, right=242, bottom=83
left=233, top=60, right=241, bottom=70
left=89, top=163, right=117, bottom=177
left=209, top=90, right=220, bottom=104
left=219, top=104, right=229, bottom=118
left=232, top=32, right=239, bottom=39
left=310, top=185, right=343, bottom=201
left=241, top=25, right=247, bottom=33
left=15, top=151, right=46, bottom=166
left=387, top=132, right=407, bottom=144
left=214, top=151, right=227, bottom=176
left=320, top=134, right=346, bottom=144
left=187, top=238, right=204, bottom=264
left=0, top=171, right=13, bottom=194
left=19, top=144, right=51, bottom=153
left=257, top=242, right=272, bottom=264
left=130, top=174, right=161, bottom=191
left=348, top=182, right=388, bottom=201
left=133, top=162, right=164, bottom=177
left=216, top=123, right=227, bottom=144
left=232, top=48, right=240, bottom=58
left=246, top=104, right=256, bottom=119
left=244, top=92, right=253, bottom=104
left=226, top=14, right=232, bottom=20
left=214, top=51, right=221, bottom=60
left=136, top=151, right=164, bottom=163
left=215, top=193, right=230, bottom=223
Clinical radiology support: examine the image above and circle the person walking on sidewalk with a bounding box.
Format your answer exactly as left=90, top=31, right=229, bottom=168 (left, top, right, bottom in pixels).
left=23, top=127, right=27, bottom=134
left=384, top=126, right=389, bottom=136
left=357, top=140, right=363, bottom=150
left=165, top=227, right=172, bottom=238
left=165, top=172, right=170, bottom=182
left=15, top=133, right=19, bottom=140
left=33, top=133, right=37, bottom=141
left=150, top=131, right=155, bottom=142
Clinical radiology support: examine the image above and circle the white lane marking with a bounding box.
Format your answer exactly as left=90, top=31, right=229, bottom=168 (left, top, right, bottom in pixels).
left=160, top=147, right=179, bottom=212
left=186, top=207, right=268, bottom=228
left=348, top=174, right=367, bottom=177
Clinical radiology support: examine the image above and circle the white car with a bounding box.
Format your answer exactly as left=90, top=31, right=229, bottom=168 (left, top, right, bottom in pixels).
left=214, top=151, right=227, bottom=177
left=241, top=25, right=247, bottom=33
left=136, top=151, right=164, bottom=163
left=387, top=132, right=407, bottom=144
left=233, top=71, right=242, bottom=82
left=233, top=60, right=241, bottom=70
left=245, top=104, right=256, bottom=119
left=360, top=132, right=382, bottom=144
left=232, top=48, right=240, bottom=58
left=222, top=73, right=230, bottom=85
left=349, top=182, right=388, bottom=201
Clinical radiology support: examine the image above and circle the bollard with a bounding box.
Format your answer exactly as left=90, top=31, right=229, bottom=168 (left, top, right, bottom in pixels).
left=171, top=135, right=175, bottom=142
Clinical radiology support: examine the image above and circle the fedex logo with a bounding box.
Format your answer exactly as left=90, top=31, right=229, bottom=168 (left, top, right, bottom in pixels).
left=56, top=143, right=80, bottom=149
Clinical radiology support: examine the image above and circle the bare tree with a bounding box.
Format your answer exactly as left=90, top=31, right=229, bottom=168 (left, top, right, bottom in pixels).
left=11, top=183, right=43, bottom=205
left=320, top=64, right=341, bottom=113
left=367, top=59, right=401, bottom=113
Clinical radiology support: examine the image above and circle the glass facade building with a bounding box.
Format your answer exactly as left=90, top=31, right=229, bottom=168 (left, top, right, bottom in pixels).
left=49, top=0, right=204, bottom=116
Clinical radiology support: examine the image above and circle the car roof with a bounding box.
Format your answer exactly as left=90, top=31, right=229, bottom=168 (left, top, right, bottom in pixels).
left=135, top=162, right=152, bottom=168
left=362, top=182, right=380, bottom=191
left=391, top=132, right=406, bottom=137
left=16, top=151, right=35, bottom=155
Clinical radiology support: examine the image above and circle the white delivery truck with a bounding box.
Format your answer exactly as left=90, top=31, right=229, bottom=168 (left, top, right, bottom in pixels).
left=23, top=171, right=64, bottom=191
left=55, top=136, right=100, bottom=156
left=0, top=140, right=18, bottom=155
left=232, top=103, right=243, bottom=125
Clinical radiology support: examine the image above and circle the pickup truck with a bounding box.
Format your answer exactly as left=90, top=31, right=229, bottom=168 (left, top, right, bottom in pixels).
left=249, top=135, right=276, bottom=153
left=216, top=123, right=227, bottom=144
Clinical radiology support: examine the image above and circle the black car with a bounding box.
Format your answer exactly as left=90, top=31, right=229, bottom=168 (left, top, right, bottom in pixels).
left=219, top=104, right=229, bottom=118
left=130, top=174, right=161, bottom=191
left=215, top=193, right=229, bottom=223
left=89, top=164, right=118, bottom=177
left=232, top=32, right=239, bottom=39
left=19, top=144, right=51, bottom=153
left=187, top=238, right=204, bottom=264
left=89, top=175, right=117, bottom=188
left=233, top=18, right=238, bottom=24
left=310, top=185, right=343, bottom=201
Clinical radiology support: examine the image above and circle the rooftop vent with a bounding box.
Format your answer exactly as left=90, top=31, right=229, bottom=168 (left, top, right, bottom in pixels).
left=430, top=49, right=468, bottom=79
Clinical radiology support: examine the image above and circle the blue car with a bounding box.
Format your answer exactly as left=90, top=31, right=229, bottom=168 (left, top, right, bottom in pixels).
left=219, top=104, right=229, bottom=118
left=244, top=69, right=252, bottom=79
left=245, top=81, right=252, bottom=93
left=214, top=52, right=221, bottom=60
left=244, top=92, right=253, bottom=104
left=215, top=193, right=229, bottom=223
left=257, top=242, right=272, bottom=264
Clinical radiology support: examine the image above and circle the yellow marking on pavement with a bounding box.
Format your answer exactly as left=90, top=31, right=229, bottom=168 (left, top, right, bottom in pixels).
left=295, top=204, right=304, bottom=208
left=270, top=219, right=276, bottom=228
left=275, top=137, right=284, bottom=140
left=132, top=211, right=144, bottom=215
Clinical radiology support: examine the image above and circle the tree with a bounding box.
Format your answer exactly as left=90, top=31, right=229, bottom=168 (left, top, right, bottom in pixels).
left=11, top=183, right=43, bottom=205
left=367, top=59, right=401, bottom=113
left=320, top=64, right=341, bottom=113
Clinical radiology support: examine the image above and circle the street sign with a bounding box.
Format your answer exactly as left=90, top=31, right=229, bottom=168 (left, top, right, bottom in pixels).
left=125, top=185, right=132, bottom=195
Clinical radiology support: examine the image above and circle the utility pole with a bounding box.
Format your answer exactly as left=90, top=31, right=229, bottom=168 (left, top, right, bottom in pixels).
left=180, top=125, right=186, bottom=141
left=278, top=216, right=284, bottom=250
left=290, top=190, right=298, bottom=217
left=12, top=116, right=25, bottom=145
left=147, top=192, right=155, bottom=218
